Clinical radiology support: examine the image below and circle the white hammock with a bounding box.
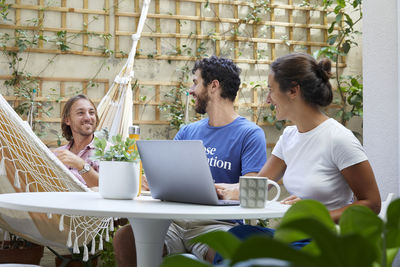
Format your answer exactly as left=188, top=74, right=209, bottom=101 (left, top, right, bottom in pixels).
left=0, top=0, right=151, bottom=261
left=0, top=93, right=113, bottom=261
left=97, top=0, right=151, bottom=139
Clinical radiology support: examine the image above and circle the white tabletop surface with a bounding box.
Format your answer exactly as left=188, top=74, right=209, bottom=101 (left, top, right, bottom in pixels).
left=0, top=192, right=290, bottom=220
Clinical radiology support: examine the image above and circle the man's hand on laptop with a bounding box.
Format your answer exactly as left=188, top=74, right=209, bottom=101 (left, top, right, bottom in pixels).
left=142, top=175, right=150, bottom=191
left=215, top=183, right=239, bottom=200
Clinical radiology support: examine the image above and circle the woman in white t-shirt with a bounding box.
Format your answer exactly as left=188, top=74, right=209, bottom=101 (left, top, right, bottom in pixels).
left=217, top=53, right=381, bottom=220
left=214, top=52, right=381, bottom=264
left=259, top=53, right=381, bottom=221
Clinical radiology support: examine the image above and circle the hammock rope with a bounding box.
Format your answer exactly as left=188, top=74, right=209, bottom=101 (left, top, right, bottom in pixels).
left=0, top=93, right=114, bottom=259
left=97, top=0, right=151, bottom=139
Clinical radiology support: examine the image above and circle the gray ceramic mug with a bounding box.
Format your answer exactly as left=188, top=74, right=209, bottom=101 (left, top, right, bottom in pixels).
left=239, top=176, right=281, bottom=208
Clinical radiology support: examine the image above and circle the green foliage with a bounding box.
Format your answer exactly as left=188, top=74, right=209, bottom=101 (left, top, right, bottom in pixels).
left=159, top=64, right=193, bottom=131
left=0, top=3, right=116, bottom=140
left=99, top=228, right=117, bottom=267
left=52, top=224, right=117, bottom=267
left=48, top=245, right=100, bottom=267
left=161, top=199, right=400, bottom=267
left=274, top=200, right=336, bottom=246
left=49, top=129, right=63, bottom=146
left=93, top=134, right=139, bottom=162
left=163, top=255, right=210, bottom=267
left=1, top=36, right=54, bottom=135
left=341, top=75, right=363, bottom=117
left=55, top=30, right=70, bottom=52
left=0, top=0, right=11, bottom=22
left=159, top=84, right=190, bottom=130
left=196, top=231, right=241, bottom=260
left=314, top=0, right=363, bottom=129
left=263, top=104, right=286, bottom=131
left=244, top=0, right=271, bottom=23
left=1, top=0, right=363, bottom=136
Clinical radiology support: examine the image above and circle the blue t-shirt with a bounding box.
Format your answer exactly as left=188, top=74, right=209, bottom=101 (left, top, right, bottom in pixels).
left=174, top=116, right=267, bottom=183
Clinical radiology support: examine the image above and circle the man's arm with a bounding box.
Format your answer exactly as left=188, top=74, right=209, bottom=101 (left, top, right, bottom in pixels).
left=240, top=128, right=267, bottom=176
left=55, top=149, right=99, bottom=187
left=215, top=172, right=258, bottom=200
left=78, top=161, right=99, bottom=188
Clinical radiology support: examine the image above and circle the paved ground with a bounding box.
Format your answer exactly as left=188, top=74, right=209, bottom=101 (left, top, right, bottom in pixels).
left=40, top=247, right=70, bottom=267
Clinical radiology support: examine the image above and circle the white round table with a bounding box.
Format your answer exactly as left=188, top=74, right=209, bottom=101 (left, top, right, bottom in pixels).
left=0, top=192, right=289, bottom=267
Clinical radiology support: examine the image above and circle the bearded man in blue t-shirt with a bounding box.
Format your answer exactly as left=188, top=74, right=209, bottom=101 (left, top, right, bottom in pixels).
left=113, top=56, right=267, bottom=266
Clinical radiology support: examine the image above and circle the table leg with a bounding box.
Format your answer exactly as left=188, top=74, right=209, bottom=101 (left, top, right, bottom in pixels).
left=128, top=218, right=171, bottom=267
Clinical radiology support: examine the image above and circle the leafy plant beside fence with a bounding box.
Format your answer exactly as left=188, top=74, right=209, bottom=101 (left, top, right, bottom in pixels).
left=314, top=0, right=363, bottom=133
left=0, top=0, right=115, bottom=139
left=162, top=198, right=400, bottom=267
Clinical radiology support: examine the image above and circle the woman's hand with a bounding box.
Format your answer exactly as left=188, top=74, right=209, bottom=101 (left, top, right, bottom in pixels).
left=280, top=195, right=302, bottom=205
left=215, top=183, right=239, bottom=200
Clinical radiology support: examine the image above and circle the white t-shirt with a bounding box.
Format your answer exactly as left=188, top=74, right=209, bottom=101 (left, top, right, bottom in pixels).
left=272, top=118, right=368, bottom=210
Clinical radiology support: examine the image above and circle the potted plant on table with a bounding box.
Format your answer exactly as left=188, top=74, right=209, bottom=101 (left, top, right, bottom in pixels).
left=93, top=134, right=140, bottom=200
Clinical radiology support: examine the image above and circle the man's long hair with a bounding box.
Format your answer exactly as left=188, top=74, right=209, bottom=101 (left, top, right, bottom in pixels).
left=61, top=94, right=99, bottom=141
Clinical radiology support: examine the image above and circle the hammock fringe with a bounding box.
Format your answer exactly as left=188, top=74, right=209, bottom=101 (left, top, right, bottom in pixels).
left=14, top=170, right=20, bottom=188
left=0, top=157, right=6, bottom=176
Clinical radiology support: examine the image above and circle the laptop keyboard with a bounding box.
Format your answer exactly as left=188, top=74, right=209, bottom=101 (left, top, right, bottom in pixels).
left=217, top=199, right=240, bottom=206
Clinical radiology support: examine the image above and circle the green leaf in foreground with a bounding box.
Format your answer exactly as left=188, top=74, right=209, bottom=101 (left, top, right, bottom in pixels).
left=193, top=230, right=240, bottom=260
left=161, top=254, right=211, bottom=267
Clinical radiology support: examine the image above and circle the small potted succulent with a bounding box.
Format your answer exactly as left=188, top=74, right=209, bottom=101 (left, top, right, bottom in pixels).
left=93, top=134, right=140, bottom=200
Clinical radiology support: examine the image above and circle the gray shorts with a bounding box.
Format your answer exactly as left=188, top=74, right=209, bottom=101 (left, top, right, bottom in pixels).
left=164, top=219, right=237, bottom=260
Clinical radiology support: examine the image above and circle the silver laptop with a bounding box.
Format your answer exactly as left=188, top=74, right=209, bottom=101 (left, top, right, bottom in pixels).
left=136, top=140, right=239, bottom=206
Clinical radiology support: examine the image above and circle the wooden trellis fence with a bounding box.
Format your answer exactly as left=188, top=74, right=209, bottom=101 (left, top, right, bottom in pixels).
left=0, top=0, right=110, bottom=56
left=115, top=0, right=341, bottom=63
left=114, top=0, right=342, bottom=127
left=0, top=0, right=342, bottom=145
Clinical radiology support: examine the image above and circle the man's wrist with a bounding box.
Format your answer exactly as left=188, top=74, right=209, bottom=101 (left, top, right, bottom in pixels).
left=78, top=162, right=91, bottom=175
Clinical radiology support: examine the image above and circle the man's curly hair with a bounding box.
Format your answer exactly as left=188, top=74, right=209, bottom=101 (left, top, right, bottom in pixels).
left=192, top=56, right=241, bottom=102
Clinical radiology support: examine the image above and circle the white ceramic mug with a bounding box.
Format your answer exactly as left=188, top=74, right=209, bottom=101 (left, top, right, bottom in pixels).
left=99, top=161, right=140, bottom=199
left=239, top=176, right=281, bottom=208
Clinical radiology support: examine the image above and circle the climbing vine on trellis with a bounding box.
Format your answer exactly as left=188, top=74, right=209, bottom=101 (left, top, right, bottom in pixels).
left=0, top=0, right=362, bottom=139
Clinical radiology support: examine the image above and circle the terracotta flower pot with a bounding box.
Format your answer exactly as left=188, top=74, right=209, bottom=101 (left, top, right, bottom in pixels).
left=0, top=241, right=44, bottom=264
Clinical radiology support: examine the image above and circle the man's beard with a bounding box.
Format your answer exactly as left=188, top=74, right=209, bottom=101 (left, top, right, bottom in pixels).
left=74, top=123, right=96, bottom=137
left=194, top=91, right=209, bottom=114
left=78, top=129, right=95, bottom=137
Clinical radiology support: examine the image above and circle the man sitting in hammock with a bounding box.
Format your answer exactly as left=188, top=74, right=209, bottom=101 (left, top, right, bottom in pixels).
left=53, top=95, right=99, bottom=188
